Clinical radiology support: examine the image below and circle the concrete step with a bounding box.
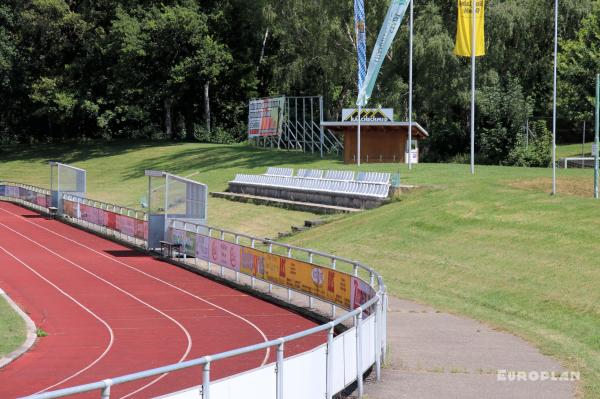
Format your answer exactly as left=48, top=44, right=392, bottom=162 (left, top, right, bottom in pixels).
left=210, top=192, right=362, bottom=214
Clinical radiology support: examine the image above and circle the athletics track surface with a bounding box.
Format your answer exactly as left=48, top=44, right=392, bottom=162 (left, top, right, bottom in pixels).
left=0, top=201, right=325, bottom=398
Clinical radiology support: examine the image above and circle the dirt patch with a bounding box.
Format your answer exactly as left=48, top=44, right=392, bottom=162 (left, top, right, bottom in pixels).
left=509, top=176, right=596, bottom=197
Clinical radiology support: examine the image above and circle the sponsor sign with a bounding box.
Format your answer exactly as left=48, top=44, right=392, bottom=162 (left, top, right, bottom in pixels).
left=0, top=185, right=5, bottom=196
left=209, top=238, right=241, bottom=272
left=239, top=245, right=352, bottom=308
left=6, top=186, right=19, bottom=198
left=248, top=97, right=285, bottom=138
left=195, top=234, right=211, bottom=261
left=350, top=276, right=374, bottom=310
left=134, top=219, right=148, bottom=240
left=342, top=108, right=393, bottom=122
left=116, top=215, right=135, bottom=237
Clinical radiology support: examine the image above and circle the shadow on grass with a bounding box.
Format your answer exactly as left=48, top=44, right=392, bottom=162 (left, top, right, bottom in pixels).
left=122, top=144, right=344, bottom=180
left=0, top=139, right=181, bottom=165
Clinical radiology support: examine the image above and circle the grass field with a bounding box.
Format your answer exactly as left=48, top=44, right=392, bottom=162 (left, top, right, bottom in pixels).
left=557, top=141, right=595, bottom=159
left=0, top=296, right=26, bottom=357
left=0, top=141, right=599, bottom=396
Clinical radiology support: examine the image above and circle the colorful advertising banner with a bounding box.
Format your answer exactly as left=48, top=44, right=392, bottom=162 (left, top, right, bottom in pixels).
left=248, top=97, right=285, bottom=138
left=115, top=214, right=135, bottom=237
left=239, top=246, right=353, bottom=308
left=164, top=228, right=373, bottom=310
left=0, top=185, right=5, bottom=196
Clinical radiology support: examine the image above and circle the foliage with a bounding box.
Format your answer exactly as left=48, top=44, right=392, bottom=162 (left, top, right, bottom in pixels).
left=506, top=120, right=552, bottom=167
left=0, top=0, right=594, bottom=161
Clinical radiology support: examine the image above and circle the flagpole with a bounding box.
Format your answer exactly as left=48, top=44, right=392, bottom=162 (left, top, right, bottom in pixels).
left=470, top=0, right=476, bottom=175
left=551, top=0, right=558, bottom=195
left=358, top=105, right=362, bottom=165
left=408, top=0, right=414, bottom=170
left=594, top=73, right=599, bottom=199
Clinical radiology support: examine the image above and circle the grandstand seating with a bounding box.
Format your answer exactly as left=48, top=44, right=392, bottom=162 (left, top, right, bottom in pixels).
left=265, top=167, right=294, bottom=177
left=228, top=168, right=392, bottom=209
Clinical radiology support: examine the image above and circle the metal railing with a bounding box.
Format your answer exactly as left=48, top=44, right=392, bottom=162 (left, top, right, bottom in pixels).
left=0, top=181, right=52, bottom=212
left=61, top=194, right=148, bottom=248
left=2, top=188, right=387, bottom=399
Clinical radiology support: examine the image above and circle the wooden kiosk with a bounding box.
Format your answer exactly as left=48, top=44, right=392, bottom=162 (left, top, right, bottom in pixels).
left=321, top=121, right=429, bottom=164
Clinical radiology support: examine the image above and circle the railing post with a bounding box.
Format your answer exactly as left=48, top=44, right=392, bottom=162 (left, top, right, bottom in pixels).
left=219, top=231, right=226, bottom=276
left=235, top=235, right=240, bottom=282
left=356, top=312, right=364, bottom=398
left=382, top=293, right=388, bottom=360
left=195, top=226, right=200, bottom=267
left=268, top=243, right=273, bottom=293
left=308, top=252, right=314, bottom=308
left=251, top=239, right=256, bottom=288
left=101, top=379, right=112, bottom=399
left=276, top=339, right=285, bottom=399
left=207, top=228, right=213, bottom=272
left=325, top=324, right=335, bottom=399
left=331, top=258, right=337, bottom=318
left=202, top=359, right=211, bottom=399
left=287, top=248, right=293, bottom=301
left=375, top=296, right=382, bottom=382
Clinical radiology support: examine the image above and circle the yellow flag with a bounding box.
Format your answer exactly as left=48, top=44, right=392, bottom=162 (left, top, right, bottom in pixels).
left=454, top=0, right=485, bottom=57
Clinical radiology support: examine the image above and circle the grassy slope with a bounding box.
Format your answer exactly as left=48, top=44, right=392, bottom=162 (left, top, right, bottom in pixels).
left=0, top=141, right=598, bottom=395
left=0, top=296, right=26, bottom=357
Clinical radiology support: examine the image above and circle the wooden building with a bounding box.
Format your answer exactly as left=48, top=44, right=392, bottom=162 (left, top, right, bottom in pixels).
left=321, top=121, right=429, bottom=164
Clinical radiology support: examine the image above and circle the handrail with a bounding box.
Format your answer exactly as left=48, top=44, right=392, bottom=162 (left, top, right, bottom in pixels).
left=24, top=295, right=380, bottom=399
left=0, top=181, right=51, bottom=196
left=2, top=186, right=387, bottom=399
left=62, top=194, right=147, bottom=221
left=171, top=219, right=385, bottom=293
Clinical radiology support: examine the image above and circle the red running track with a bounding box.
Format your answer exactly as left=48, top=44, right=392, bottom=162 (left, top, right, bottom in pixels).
left=0, top=201, right=325, bottom=398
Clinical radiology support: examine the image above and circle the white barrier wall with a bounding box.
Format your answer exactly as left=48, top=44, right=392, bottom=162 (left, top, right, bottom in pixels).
left=160, top=314, right=378, bottom=399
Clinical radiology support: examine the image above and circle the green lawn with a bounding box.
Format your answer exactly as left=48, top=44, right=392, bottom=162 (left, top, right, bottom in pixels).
left=0, top=141, right=599, bottom=396
left=0, top=296, right=26, bottom=357
left=557, top=141, right=595, bottom=159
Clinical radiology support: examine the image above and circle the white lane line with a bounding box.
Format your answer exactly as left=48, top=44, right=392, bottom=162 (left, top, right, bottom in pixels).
left=0, top=221, right=192, bottom=398
left=0, top=246, right=115, bottom=394
left=0, top=206, right=272, bottom=366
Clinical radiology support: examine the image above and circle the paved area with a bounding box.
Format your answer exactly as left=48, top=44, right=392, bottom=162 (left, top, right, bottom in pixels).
left=362, top=297, right=576, bottom=399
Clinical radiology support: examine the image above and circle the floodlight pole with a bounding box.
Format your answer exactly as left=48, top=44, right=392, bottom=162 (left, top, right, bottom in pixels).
left=595, top=74, right=599, bottom=199
left=470, top=0, right=476, bottom=175
left=408, top=0, right=414, bottom=170
left=551, top=0, right=558, bottom=195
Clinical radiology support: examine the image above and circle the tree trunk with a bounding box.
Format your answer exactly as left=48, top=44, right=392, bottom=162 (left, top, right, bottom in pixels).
left=185, top=100, right=195, bottom=141
left=164, top=98, right=173, bottom=138
left=258, top=27, right=269, bottom=71
left=204, top=82, right=211, bottom=133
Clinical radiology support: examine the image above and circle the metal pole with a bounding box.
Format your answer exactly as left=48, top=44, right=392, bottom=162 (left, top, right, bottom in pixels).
left=408, top=0, right=414, bottom=170
left=357, top=105, right=362, bottom=165
left=595, top=74, right=599, bottom=199
left=202, top=361, right=211, bottom=399
left=164, top=175, right=169, bottom=238
left=325, top=325, right=335, bottom=399
left=470, top=0, right=476, bottom=175
left=320, top=96, right=324, bottom=158
left=276, top=340, right=284, bottom=399
left=552, top=0, right=558, bottom=195
left=356, top=312, right=364, bottom=397
left=582, top=121, right=586, bottom=168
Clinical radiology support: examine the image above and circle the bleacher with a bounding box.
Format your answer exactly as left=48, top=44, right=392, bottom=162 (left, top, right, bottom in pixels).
left=227, top=168, right=392, bottom=210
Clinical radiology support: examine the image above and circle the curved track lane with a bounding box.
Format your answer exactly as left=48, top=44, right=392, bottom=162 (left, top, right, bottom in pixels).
left=0, top=202, right=325, bottom=398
